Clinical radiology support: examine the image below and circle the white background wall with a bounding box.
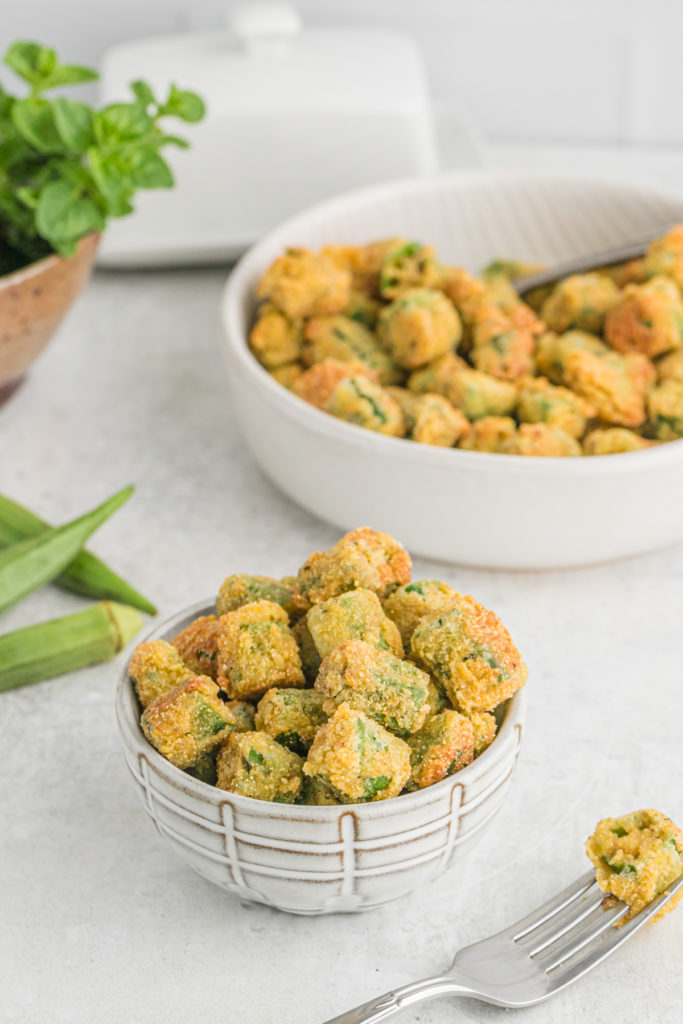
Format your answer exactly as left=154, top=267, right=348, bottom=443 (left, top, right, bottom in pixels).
left=1, top=0, right=681, bottom=148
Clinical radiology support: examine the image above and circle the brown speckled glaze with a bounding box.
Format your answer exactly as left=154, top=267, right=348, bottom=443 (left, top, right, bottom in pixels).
left=0, top=233, right=100, bottom=397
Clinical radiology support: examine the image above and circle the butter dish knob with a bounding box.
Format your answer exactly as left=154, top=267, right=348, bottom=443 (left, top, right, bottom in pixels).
left=230, top=2, right=302, bottom=55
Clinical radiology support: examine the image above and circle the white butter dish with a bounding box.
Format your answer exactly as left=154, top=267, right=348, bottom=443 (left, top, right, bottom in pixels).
left=97, top=5, right=439, bottom=267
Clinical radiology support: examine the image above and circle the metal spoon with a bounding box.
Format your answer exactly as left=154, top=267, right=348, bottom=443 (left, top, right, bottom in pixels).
left=512, top=228, right=668, bottom=296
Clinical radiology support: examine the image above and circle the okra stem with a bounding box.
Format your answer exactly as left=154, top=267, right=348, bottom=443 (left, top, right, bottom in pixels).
left=0, top=493, right=156, bottom=615
left=0, top=486, right=133, bottom=614
left=0, top=601, right=142, bottom=692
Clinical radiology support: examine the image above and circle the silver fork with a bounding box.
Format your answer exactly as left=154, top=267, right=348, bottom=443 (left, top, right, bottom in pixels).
left=323, top=870, right=683, bottom=1023
left=511, top=227, right=669, bottom=296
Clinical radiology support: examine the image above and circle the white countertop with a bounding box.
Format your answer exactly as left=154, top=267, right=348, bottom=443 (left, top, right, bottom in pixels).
left=1, top=266, right=682, bottom=1024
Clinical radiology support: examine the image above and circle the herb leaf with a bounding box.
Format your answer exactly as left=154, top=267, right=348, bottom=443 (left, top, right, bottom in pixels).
left=4, top=42, right=97, bottom=92
left=130, top=80, right=156, bottom=108
left=160, top=84, right=206, bottom=123
left=35, top=181, right=105, bottom=255
left=11, top=98, right=64, bottom=153
left=124, top=147, right=174, bottom=189
left=94, top=103, right=153, bottom=145
left=52, top=98, right=94, bottom=152
left=4, top=42, right=59, bottom=87
left=0, top=41, right=204, bottom=265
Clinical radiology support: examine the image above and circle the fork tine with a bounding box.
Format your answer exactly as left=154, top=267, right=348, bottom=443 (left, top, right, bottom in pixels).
left=538, top=901, right=630, bottom=971
left=546, top=875, right=683, bottom=991
left=526, top=890, right=607, bottom=957
left=509, top=870, right=596, bottom=942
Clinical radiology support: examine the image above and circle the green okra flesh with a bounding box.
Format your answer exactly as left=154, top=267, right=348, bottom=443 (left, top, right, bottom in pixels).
left=0, top=493, right=156, bottom=614
left=0, top=601, right=143, bottom=692
left=0, top=486, right=133, bottom=614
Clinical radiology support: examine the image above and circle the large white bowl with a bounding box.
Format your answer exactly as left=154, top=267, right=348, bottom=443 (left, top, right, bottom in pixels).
left=220, top=171, right=683, bottom=569
left=116, top=600, right=526, bottom=915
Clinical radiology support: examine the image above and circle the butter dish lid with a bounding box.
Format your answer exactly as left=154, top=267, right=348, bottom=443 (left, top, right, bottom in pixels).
left=98, top=4, right=450, bottom=267
left=101, top=4, right=431, bottom=118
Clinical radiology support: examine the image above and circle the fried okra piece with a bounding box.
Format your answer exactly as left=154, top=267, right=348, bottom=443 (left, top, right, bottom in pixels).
left=605, top=276, right=683, bottom=358
left=345, top=289, right=382, bottom=329
left=406, top=351, right=468, bottom=398
left=307, top=588, right=403, bottom=659
left=172, top=615, right=222, bottom=680
left=583, top=428, right=651, bottom=455
left=303, top=702, right=410, bottom=802
left=291, top=617, right=321, bottom=683
left=383, top=579, right=458, bottom=645
left=216, top=601, right=305, bottom=701
left=255, top=688, right=328, bottom=755
left=186, top=751, right=218, bottom=785
left=481, top=258, right=545, bottom=282
left=141, top=676, right=244, bottom=769
left=301, top=775, right=341, bottom=804
left=500, top=423, right=581, bottom=457
left=623, top=351, right=658, bottom=392
left=562, top=349, right=654, bottom=428
left=442, top=266, right=489, bottom=324
left=458, top=416, right=517, bottom=453
left=249, top=304, right=302, bottom=369
left=424, top=680, right=449, bottom=719
left=656, top=349, right=683, bottom=383
left=297, top=527, right=411, bottom=605
left=186, top=701, right=258, bottom=781
left=540, top=273, right=620, bottom=334
left=257, top=247, right=351, bottom=320
left=379, top=242, right=443, bottom=299
left=508, top=301, right=546, bottom=337
left=467, top=711, right=497, bottom=756
left=319, top=243, right=366, bottom=273
left=535, top=330, right=608, bottom=384
left=441, top=367, right=517, bottom=421
left=302, top=314, right=402, bottom=385
left=405, top=710, right=475, bottom=791
left=470, top=307, right=535, bottom=381
left=586, top=809, right=683, bottom=921
left=523, top=283, right=554, bottom=314
left=325, top=375, right=405, bottom=437
left=292, top=359, right=378, bottom=410
left=516, top=377, right=593, bottom=438
left=644, top=225, right=683, bottom=290
left=647, top=380, right=683, bottom=439
left=377, top=288, right=462, bottom=370
left=413, top=364, right=517, bottom=421
left=129, top=639, right=189, bottom=709
left=216, top=731, right=304, bottom=803
left=479, top=272, right=527, bottom=315
left=315, top=639, right=431, bottom=737
left=450, top=263, right=542, bottom=330
left=271, top=362, right=303, bottom=389
left=385, top=388, right=470, bottom=447
left=228, top=700, right=256, bottom=730
left=597, top=257, right=647, bottom=288
left=216, top=574, right=298, bottom=618
left=411, top=596, right=528, bottom=714
left=322, top=238, right=407, bottom=295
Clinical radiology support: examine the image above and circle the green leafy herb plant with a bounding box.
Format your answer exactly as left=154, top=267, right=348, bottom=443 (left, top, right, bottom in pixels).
left=0, top=40, right=205, bottom=274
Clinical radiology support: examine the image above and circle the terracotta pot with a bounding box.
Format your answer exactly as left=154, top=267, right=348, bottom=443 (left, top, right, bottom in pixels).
left=0, top=232, right=100, bottom=402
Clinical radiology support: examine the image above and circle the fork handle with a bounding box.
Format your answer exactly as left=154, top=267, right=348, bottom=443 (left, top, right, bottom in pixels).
left=321, top=975, right=471, bottom=1024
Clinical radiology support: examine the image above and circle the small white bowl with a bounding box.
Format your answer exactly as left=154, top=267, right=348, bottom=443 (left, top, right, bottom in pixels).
left=116, top=601, right=526, bottom=915
left=220, top=171, right=683, bottom=569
